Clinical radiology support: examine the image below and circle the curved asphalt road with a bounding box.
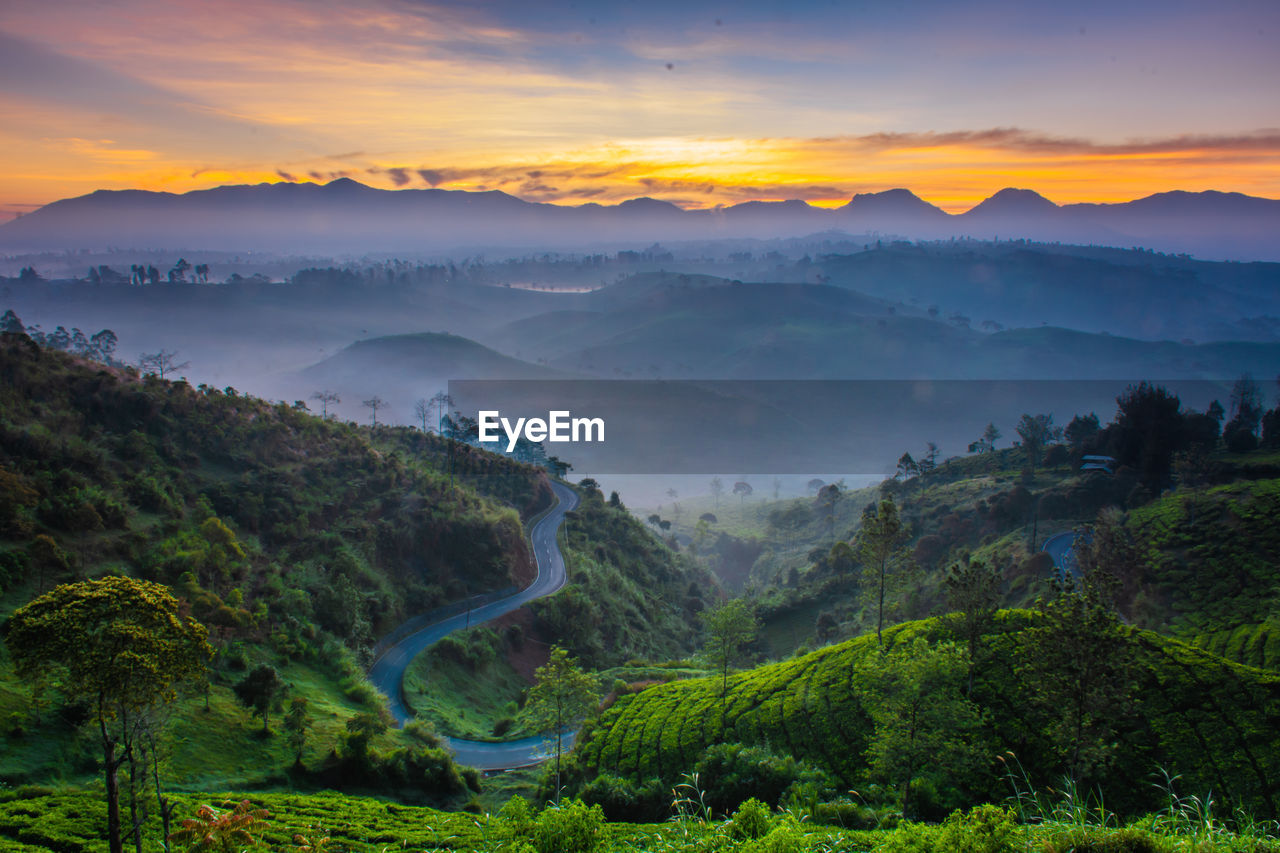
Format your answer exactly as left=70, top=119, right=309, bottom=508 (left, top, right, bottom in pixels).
left=1041, top=530, right=1085, bottom=577
left=368, top=479, right=580, bottom=770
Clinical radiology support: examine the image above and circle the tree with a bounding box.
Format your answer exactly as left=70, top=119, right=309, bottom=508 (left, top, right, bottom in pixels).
left=1111, top=382, right=1186, bottom=490
left=4, top=577, right=211, bottom=853
left=856, top=497, right=910, bottom=646
left=709, top=476, right=724, bottom=508
left=1224, top=374, right=1264, bottom=451
left=896, top=452, right=919, bottom=480
left=1022, top=561, right=1134, bottom=785
left=362, top=396, right=386, bottom=427
left=310, top=390, right=340, bottom=420
left=1, top=309, right=24, bottom=334
left=919, top=442, right=940, bottom=475
left=701, top=599, right=759, bottom=723
left=413, top=397, right=431, bottom=431
left=815, top=482, right=843, bottom=543
left=139, top=350, right=190, bottom=379
left=968, top=422, right=1002, bottom=455
left=732, top=480, right=753, bottom=505
left=1064, top=412, right=1101, bottom=451
left=519, top=646, right=598, bottom=802
left=855, top=637, right=982, bottom=819
left=1015, top=413, right=1061, bottom=471
left=233, top=664, right=285, bottom=733
left=943, top=556, right=1002, bottom=697
left=90, top=329, right=119, bottom=363
left=807, top=478, right=826, bottom=494
left=284, top=697, right=311, bottom=765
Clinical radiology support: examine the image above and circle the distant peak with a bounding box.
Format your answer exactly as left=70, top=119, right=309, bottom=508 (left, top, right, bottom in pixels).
left=965, top=187, right=1059, bottom=215
left=842, top=188, right=946, bottom=216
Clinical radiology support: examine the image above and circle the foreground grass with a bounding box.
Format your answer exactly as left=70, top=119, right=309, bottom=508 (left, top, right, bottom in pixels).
left=2, top=787, right=1277, bottom=853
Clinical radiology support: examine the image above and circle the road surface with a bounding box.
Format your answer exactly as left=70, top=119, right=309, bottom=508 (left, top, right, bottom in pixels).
left=1041, top=530, right=1082, bottom=576
left=368, top=479, right=579, bottom=770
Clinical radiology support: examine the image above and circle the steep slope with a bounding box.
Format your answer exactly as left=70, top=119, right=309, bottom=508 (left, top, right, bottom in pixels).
left=0, top=333, right=704, bottom=795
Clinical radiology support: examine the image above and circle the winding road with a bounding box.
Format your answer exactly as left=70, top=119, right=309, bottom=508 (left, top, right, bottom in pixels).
left=368, top=479, right=580, bottom=770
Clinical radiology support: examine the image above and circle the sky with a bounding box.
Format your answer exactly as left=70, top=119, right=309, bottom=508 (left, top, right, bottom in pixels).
left=1, top=0, right=1277, bottom=219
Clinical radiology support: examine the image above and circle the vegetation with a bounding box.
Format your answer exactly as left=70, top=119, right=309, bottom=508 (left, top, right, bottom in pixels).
left=572, top=613, right=1280, bottom=821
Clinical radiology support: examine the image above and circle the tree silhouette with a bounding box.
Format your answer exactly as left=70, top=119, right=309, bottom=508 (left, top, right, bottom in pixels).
left=709, top=476, right=724, bottom=508
left=310, top=390, right=340, bottom=420
left=139, top=350, right=190, bottom=379
left=362, top=396, right=386, bottom=426
left=857, top=497, right=910, bottom=646
left=732, top=481, right=753, bottom=506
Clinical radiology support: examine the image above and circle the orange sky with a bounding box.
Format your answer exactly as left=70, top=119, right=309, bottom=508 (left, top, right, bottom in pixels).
left=1, top=0, right=1277, bottom=217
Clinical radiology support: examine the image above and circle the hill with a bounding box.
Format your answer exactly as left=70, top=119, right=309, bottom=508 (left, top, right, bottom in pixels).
left=573, top=613, right=1280, bottom=819
left=0, top=333, right=704, bottom=797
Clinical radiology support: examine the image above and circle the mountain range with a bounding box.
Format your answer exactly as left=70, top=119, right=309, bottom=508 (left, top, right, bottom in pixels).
left=2, top=179, right=1277, bottom=260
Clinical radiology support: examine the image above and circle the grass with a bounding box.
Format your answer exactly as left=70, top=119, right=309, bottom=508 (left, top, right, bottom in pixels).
left=402, top=628, right=534, bottom=741
left=0, top=651, right=416, bottom=792
left=2, top=784, right=1276, bottom=853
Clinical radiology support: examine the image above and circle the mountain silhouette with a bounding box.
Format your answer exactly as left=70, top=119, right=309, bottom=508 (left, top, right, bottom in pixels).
left=1, top=180, right=1276, bottom=260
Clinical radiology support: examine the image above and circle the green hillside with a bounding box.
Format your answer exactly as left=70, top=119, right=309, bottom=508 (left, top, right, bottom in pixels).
left=0, top=332, right=702, bottom=797
left=573, top=613, right=1280, bottom=819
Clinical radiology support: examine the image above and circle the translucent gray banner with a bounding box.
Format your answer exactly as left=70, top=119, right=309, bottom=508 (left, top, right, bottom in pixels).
left=447, top=379, right=1236, bottom=475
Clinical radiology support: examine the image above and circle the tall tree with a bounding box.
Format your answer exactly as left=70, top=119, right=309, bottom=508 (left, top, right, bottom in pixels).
left=4, top=577, right=211, bottom=853
left=709, top=476, right=724, bottom=508
left=519, top=646, right=598, bottom=802
left=855, top=637, right=982, bottom=819
left=310, top=389, right=340, bottom=420
left=362, top=396, right=386, bottom=427
left=701, top=599, right=759, bottom=724
left=1022, top=562, right=1134, bottom=785
left=284, top=697, right=311, bottom=766
left=1111, top=382, right=1184, bottom=490
left=856, top=497, right=910, bottom=646
left=732, top=480, right=753, bottom=505
left=1015, top=413, right=1062, bottom=472
left=413, top=397, right=431, bottom=432
left=943, top=556, right=1002, bottom=697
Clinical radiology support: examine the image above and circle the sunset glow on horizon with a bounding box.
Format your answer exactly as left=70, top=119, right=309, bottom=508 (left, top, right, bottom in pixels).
left=2, top=0, right=1277, bottom=218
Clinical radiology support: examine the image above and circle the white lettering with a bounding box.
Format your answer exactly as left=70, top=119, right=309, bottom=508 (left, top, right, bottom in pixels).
left=573, top=416, right=604, bottom=442
left=478, top=411, right=501, bottom=444
left=478, top=410, right=605, bottom=452
left=549, top=410, right=570, bottom=441
left=501, top=416, right=526, bottom=452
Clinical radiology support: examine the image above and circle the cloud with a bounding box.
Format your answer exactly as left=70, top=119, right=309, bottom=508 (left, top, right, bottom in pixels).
left=386, top=167, right=411, bottom=186
left=276, top=169, right=297, bottom=181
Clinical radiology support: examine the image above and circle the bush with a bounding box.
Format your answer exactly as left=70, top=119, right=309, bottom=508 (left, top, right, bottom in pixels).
left=873, top=820, right=940, bottom=853
left=692, top=743, right=831, bottom=814
left=729, top=797, right=774, bottom=840
left=531, top=799, right=604, bottom=853
left=578, top=773, right=669, bottom=823
left=934, top=804, right=1020, bottom=853
left=1039, top=825, right=1170, bottom=853
left=741, top=818, right=806, bottom=853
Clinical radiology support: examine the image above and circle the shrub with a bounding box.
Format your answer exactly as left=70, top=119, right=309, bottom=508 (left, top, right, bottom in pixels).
left=1038, top=825, right=1170, bottom=853
left=934, top=804, right=1020, bottom=853
left=729, top=797, right=774, bottom=840
left=741, top=818, right=806, bottom=853
left=531, top=798, right=604, bottom=853
left=692, top=743, right=831, bottom=813
left=578, top=774, right=669, bottom=823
